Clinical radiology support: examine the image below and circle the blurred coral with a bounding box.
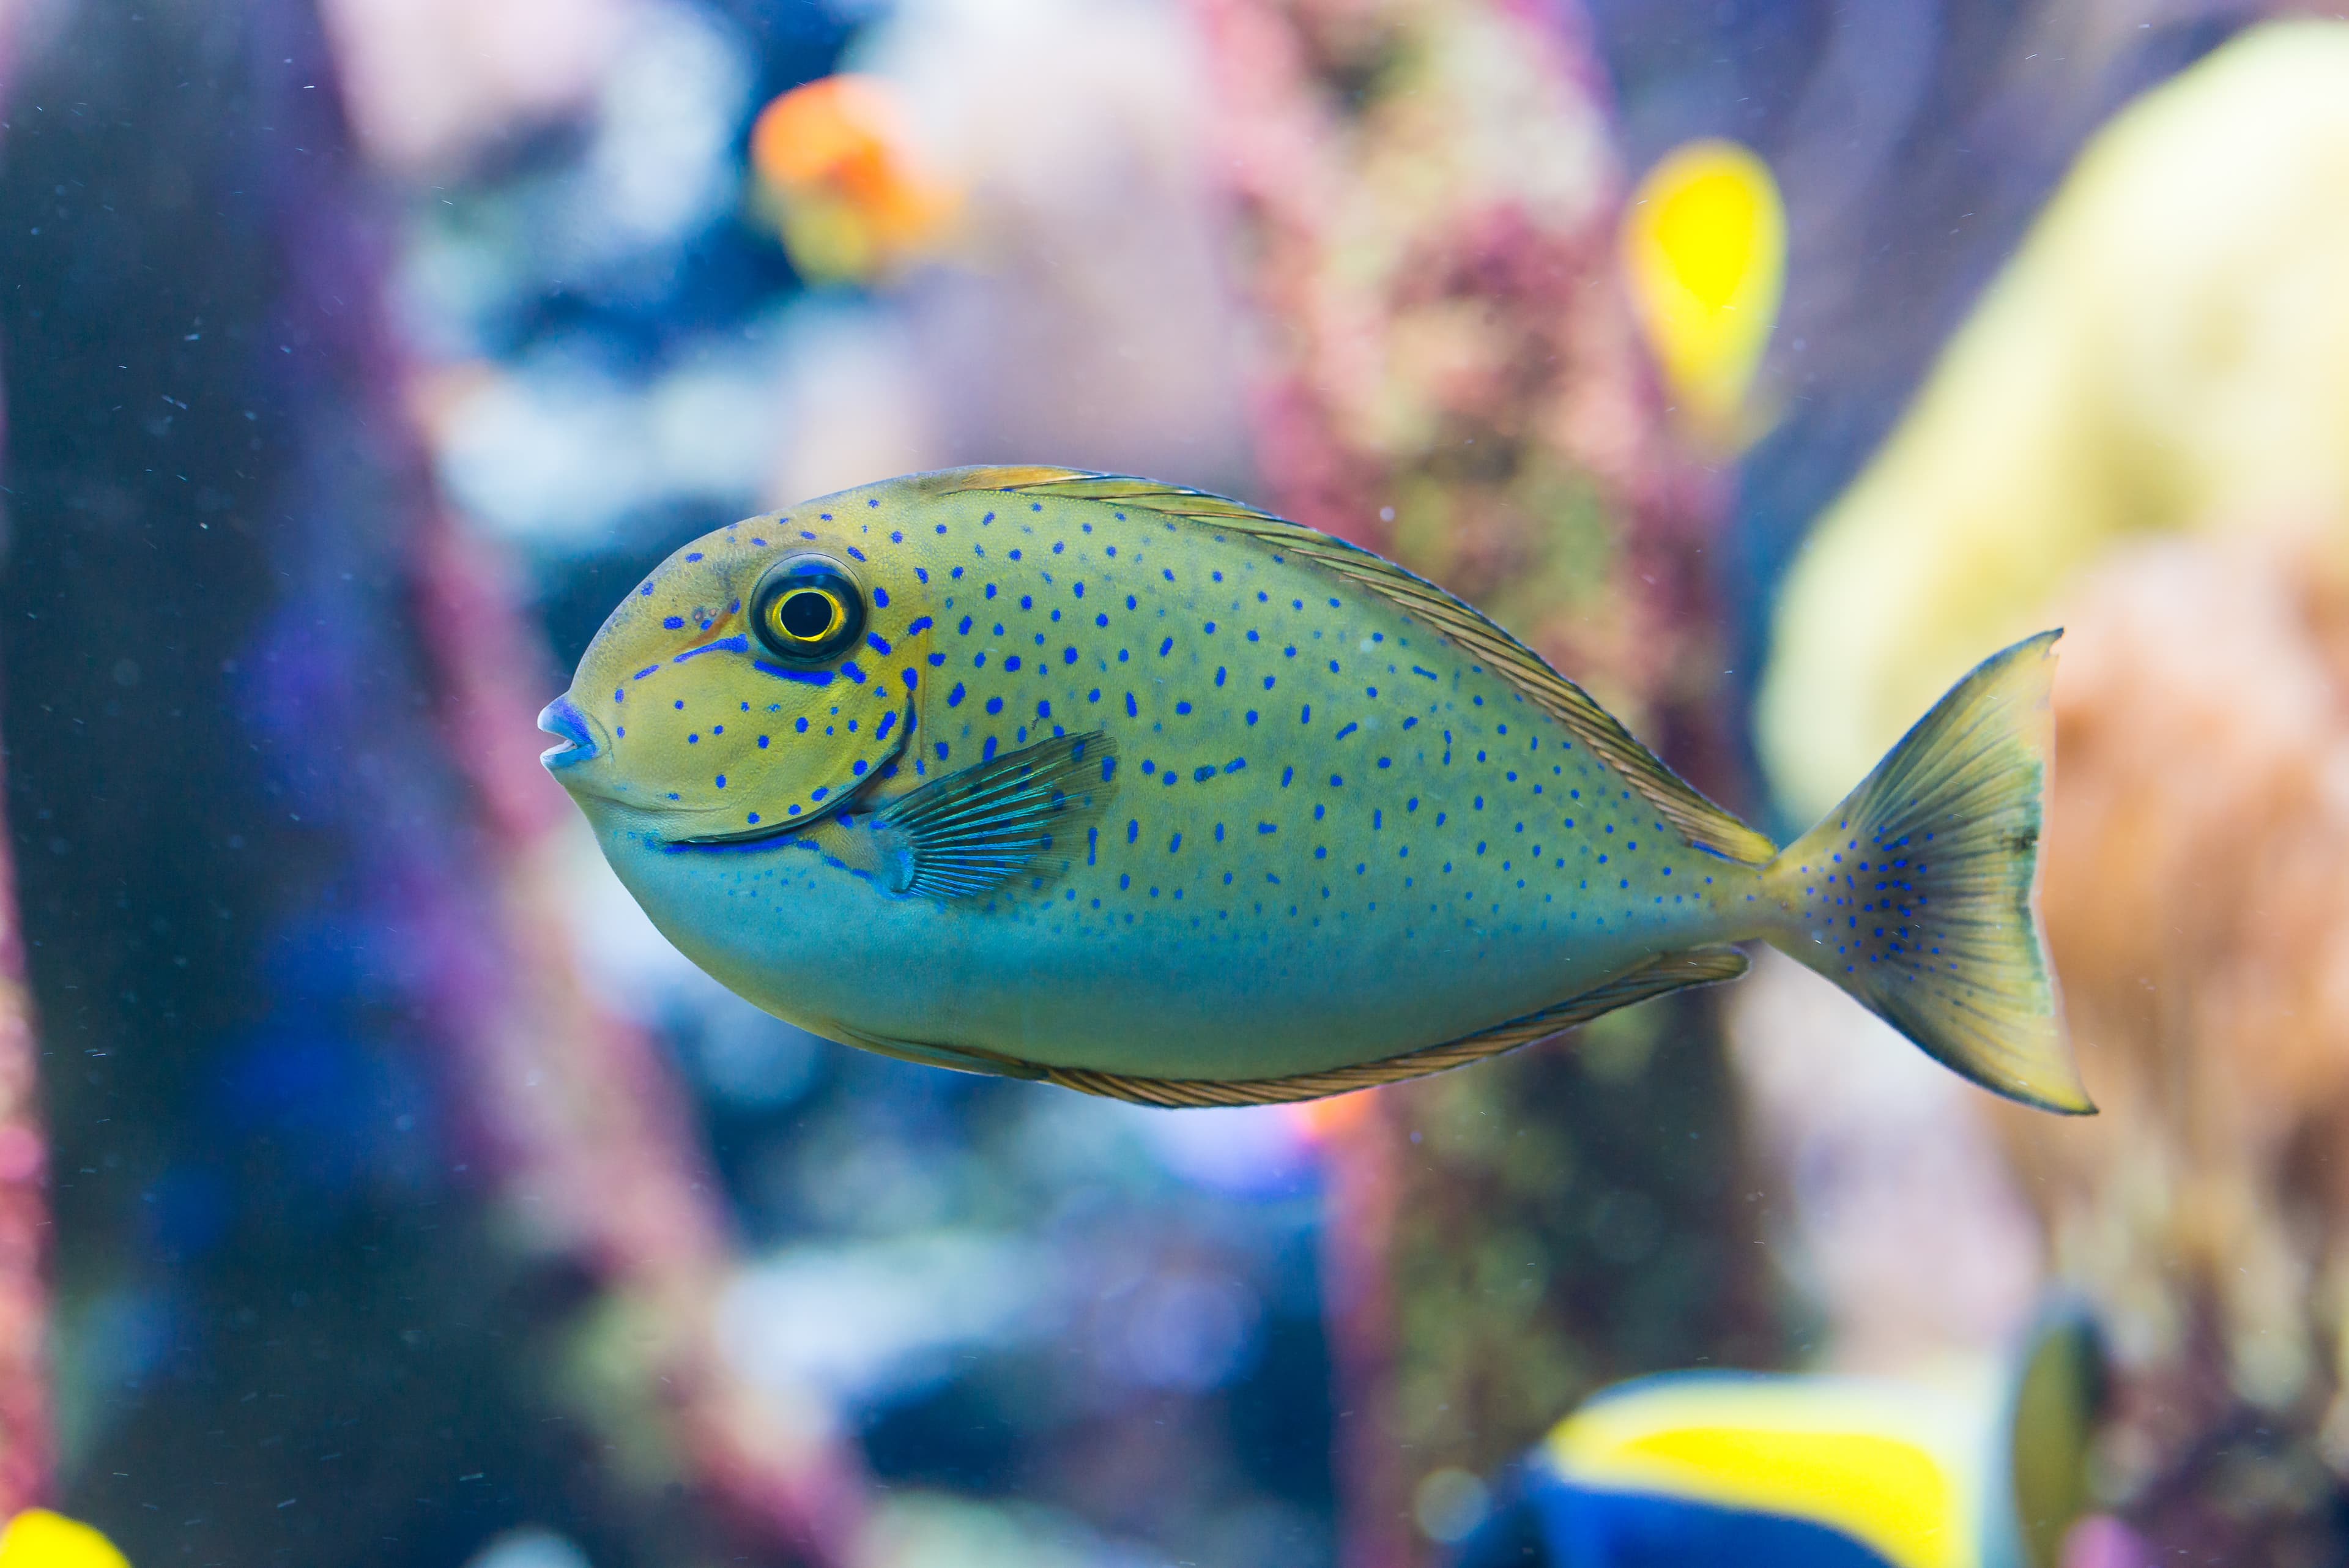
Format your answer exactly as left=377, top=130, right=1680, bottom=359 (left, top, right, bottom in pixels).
left=1745, top=3, right=2349, bottom=1422
left=319, top=0, right=628, bottom=177
left=37, top=2, right=878, bottom=1553
left=1190, top=0, right=1720, bottom=739
left=1726, top=949, right=2047, bottom=1378
left=0, top=56, right=57, bottom=1538
left=0, top=751, right=48, bottom=1522
left=0, top=376, right=48, bottom=1521
left=1746, top=19, right=2349, bottom=1558
left=1758, top=19, right=2349, bottom=820
left=1995, top=539, right=2349, bottom=1478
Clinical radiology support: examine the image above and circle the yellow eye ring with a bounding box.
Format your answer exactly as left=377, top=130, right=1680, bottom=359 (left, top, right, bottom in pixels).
left=771, top=587, right=845, bottom=644
left=749, top=554, right=866, bottom=663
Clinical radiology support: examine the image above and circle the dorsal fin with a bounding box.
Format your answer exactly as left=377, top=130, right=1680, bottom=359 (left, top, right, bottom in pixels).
left=935, top=467, right=1778, bottom=866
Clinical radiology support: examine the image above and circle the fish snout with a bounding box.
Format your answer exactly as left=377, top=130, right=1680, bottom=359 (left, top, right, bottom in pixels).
left=537, top=696, right=607, bottom=773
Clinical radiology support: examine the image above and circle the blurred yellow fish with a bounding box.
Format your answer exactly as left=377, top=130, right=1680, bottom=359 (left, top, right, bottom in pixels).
left=0, top=1511, right=130, bottom=1568
left=749, top=74, right=958, bottom=284
left=1622, top=138, right=1785, bottom=446
left=541, top=468, right=2087, bottom=1112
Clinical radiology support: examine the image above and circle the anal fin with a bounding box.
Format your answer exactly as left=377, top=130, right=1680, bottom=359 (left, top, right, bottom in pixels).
left=1044, top=946, right=1752, bottom=1108
left=831, top=1024, right=1048, bottom=1082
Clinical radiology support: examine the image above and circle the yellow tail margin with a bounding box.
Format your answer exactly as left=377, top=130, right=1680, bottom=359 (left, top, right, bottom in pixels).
left=1762, top=632, right=2090, bottom=1114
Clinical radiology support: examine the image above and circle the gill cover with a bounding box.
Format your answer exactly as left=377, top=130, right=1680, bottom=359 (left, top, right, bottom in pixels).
left=566, top=521, right=936, bottom=837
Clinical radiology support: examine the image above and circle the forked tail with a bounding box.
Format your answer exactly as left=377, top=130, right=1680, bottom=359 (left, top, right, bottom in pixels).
left=1760, top=631, right=2091, bottom=1113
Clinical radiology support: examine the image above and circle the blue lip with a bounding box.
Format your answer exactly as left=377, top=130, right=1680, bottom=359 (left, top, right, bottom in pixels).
left=537, top=697, right=601, bottom=770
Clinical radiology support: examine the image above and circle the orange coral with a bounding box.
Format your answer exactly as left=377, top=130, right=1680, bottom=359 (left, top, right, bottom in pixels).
left=1997, top=533, right=2349, bottom=1477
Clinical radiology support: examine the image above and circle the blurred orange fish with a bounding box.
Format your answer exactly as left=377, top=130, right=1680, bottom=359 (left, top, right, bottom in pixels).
left=749, top=75, right=958, bottom=283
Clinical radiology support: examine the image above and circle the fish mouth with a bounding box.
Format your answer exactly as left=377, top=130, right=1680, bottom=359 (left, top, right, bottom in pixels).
left=537, top=697, right=604, bottom=771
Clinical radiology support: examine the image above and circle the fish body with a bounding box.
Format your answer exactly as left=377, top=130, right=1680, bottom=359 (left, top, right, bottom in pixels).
left=544, top=468, right=2088, bottom=1112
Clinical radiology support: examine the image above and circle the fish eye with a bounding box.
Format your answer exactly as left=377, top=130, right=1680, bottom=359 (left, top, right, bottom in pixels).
left=749, top=554, right=865, bottom=663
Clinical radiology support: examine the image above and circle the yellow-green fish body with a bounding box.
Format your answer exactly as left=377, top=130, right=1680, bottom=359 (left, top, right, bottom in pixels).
left=543, top=468, right=2088, bottom=1112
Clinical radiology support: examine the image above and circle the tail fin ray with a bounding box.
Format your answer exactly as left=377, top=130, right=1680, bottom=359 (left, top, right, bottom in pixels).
left=1765, top=631, right=2090, bottom=1113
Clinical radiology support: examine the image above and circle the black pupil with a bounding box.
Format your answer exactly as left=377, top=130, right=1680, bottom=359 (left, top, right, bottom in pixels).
left=778, top=590, right=834, bottom=639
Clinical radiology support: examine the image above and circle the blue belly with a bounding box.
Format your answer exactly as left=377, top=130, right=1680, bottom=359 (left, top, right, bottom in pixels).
left=601, top=817, right=1705, bottom=1082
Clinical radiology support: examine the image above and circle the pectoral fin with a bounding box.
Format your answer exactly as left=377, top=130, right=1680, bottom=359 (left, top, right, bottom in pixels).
left=871, top=728, right=1116, bottom=899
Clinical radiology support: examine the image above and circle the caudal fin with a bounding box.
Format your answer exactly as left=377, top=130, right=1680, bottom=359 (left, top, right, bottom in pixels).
left=1762, top=631, right=2091, bottom=1113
